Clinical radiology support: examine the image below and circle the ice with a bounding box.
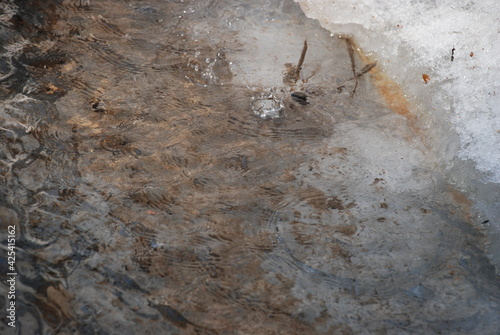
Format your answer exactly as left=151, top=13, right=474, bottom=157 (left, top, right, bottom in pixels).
left=296, top=0, right=500, bottom=267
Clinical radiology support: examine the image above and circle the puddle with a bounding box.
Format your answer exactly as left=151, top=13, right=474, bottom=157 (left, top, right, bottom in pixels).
left=1, top=0, right=499, bottom=334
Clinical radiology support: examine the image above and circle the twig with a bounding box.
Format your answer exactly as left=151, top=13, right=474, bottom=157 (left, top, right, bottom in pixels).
left=344, top=37, right=358, bottom=97
left=294, top=39, right=308, bottom=83
left=356, top=62, right=377, bottom=77
left=335, top=62, right=377, bottom=93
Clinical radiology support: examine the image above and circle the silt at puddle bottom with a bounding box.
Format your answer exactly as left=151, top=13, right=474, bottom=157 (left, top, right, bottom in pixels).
left=0, top=0, right=499, bottom=334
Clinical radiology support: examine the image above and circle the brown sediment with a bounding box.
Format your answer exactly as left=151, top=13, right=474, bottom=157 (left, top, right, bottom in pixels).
left=6, top=0, right=497, bottom=332
left=9, top=0, right=61, bottom=38
left=446, top=185, right=473, bottom=221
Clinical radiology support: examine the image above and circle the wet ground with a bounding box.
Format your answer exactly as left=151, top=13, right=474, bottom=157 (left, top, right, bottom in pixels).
left=1, top=0, right=499, bottom=334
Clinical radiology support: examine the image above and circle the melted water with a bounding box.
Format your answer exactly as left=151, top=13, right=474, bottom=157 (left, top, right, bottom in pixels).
left=1, top=0, right=499, bottom=334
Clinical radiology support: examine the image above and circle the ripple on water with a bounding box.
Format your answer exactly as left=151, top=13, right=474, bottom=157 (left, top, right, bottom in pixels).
left=2, top=0, right=500, bottom=334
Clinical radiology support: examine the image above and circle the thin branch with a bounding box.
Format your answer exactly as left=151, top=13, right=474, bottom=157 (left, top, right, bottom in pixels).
left=335, top=62, right=377, bottom=93
left=294, top=39, right=308, bottom=83
left=344, top=37, right=358, bottom=97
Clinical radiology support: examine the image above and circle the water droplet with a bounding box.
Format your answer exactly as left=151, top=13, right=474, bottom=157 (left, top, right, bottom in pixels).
left=250, top=89, right=284, bottom=119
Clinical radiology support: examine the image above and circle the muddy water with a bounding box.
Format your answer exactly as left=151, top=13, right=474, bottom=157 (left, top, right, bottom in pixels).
left=1, top=0, right=499, bottom=334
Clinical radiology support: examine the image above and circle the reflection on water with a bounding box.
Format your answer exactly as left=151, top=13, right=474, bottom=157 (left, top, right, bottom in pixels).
left=1, top=0, right=499, bottom=334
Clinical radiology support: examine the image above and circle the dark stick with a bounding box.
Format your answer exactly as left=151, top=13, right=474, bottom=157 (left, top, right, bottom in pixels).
left=356, top=62, right=377, bottom=77
left=295, top=39, right=308, bottom=83
left=344, top=37, right=358, bottom=97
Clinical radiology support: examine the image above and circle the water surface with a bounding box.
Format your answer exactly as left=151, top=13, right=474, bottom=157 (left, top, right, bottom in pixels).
left=1, top=0, right=499, bottom=334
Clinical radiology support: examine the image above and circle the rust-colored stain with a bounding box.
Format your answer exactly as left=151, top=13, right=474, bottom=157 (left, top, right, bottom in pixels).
left=422, top=74, right=430, bottom=84
left=355, top=47, right=415, bottom=123
left=448, top=187, right=471, bottom=207
left=441, top=185, right=474, bottom=222
left=372, top=68, right=414, bottom=121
